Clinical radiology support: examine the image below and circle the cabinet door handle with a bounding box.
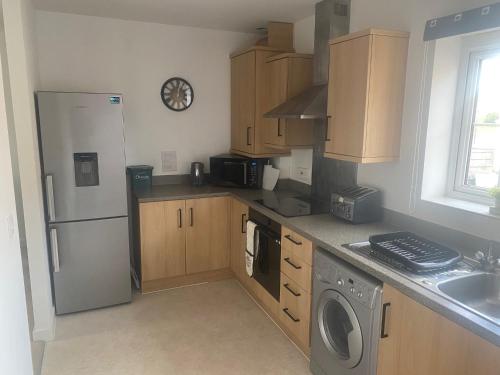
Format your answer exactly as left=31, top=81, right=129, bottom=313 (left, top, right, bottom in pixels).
left=46, top=174, right=56, bottom=221
left=178, top=208, right=182, bottom=228
left=325, top=117, right=332, bottom=142
left=50, top=228, right=60, bottom=273
left=277, top=119, right=283, bottom=137
left=241, top=213, right=247, bottom=233
left=190, top=207, right=194, bottom=227
left=284, top=283, right=301, bottom=297
left=284, top=234, right=302, bottom=246
left=284, top=257, right=302, bottom=270
left=246, top=126, right=252, bottom=146
left=381, top=302, right=391, bottom=338
left=283, top=308, right=300, bottom=323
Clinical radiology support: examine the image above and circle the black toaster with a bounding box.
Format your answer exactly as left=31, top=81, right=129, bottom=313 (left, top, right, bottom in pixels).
left=330, top=186, right=382, bottom=224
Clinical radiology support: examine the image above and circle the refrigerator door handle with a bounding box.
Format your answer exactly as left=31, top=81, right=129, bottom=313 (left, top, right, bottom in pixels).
left=50, top=228, right=61, bottom=272
left=46, top=174, right=56, bottom=222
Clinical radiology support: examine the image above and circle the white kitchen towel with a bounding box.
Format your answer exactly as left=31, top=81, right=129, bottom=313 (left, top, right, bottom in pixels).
left=246, top=220, right=258, bottom=277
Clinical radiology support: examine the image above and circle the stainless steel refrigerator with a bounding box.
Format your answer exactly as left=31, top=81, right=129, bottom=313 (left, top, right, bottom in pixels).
left=36, top=92, right=132, bottom=314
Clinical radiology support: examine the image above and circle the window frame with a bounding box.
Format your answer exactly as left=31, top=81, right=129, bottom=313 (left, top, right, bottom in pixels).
left=447, top=42, right=500, bottom=205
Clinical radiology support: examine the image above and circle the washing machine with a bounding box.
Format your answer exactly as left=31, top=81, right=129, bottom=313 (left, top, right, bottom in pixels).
left=310, top=248, right=383, bottom=375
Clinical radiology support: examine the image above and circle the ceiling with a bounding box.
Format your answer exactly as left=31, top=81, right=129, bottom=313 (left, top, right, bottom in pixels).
left=33, top=0, right=317, bottom=33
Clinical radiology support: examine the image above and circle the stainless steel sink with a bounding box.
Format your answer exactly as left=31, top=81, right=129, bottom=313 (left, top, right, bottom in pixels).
left=437, top=273, right=500, bottom=325
left=344, top=242, right=500, bottom=326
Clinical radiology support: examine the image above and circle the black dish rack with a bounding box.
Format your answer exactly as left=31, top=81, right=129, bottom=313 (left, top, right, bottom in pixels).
left=368, top=232, right=462, bottom=272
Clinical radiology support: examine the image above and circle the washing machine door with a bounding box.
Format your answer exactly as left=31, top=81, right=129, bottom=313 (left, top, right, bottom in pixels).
left=317, top=289, right=363, bottom=369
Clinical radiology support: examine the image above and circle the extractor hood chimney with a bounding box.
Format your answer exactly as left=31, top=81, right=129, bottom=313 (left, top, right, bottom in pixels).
left=263, top=0, right=350, bottom=120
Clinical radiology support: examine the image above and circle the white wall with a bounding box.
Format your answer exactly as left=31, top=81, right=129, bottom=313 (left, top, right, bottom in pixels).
left=294, top=15, right=315, bottom=54
left=3, top=0, right=55, bottom=342
left=351, top=0, right=500, bottom=241
left=35, top=11, right=257, bottom=175
left=0, top=11, right=34, bottom=372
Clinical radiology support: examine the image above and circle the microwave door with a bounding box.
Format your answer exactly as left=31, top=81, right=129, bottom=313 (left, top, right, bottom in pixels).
left=223, top=161, right=247, bottom=186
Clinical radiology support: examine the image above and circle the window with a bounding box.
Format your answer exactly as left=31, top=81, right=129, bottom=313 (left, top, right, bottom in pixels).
left=449, top=47, right=500, bottom=203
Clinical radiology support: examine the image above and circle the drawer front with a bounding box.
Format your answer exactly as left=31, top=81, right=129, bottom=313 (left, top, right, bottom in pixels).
left=282, top=226, right=313, bottom=266
left=281, top=247, right=311, bottom=293
left=280, top=273, right=311, bottom=348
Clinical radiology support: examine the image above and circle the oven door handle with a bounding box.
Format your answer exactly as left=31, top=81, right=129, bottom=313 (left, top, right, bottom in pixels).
left=253, top=227, right=261, bottom=265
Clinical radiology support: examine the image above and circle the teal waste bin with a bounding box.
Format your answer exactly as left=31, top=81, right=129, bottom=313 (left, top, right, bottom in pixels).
left=126, top=165, right=153, bottom=192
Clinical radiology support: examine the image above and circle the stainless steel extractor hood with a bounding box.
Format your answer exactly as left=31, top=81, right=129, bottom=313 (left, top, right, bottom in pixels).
left=263, top=84, right=327, bottom=120
left=264, top=0, right=349, bottom=120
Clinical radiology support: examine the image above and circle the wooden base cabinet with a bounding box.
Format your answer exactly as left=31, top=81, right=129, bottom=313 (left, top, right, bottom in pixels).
left=139, top=197, right=231, bottom=293
left=139, top=200, right=186, bottom=282
left=325, top=29, right=409, bottom=163
left=230, top=198, right=248, bottom=282
left=186, top=197, right=230, bottom=274
left=378, top=284, right=500, bottom=375
left=279, top=226, right=313, bottom=354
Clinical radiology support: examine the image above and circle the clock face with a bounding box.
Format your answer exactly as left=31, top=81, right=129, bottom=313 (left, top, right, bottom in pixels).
left=161, top=77, right=194, bottom=111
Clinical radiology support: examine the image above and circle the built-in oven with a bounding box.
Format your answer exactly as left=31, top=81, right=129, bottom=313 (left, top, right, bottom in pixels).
left=249, top=208, right=281, bottom=301
left=209, top=154, right=269, bottom=189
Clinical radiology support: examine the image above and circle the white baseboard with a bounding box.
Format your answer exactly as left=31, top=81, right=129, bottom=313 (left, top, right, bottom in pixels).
left=32, top=305, right=56, bottom=341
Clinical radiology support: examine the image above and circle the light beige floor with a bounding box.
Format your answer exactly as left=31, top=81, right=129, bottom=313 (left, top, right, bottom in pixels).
left=42, top=279, right=311, bottom=375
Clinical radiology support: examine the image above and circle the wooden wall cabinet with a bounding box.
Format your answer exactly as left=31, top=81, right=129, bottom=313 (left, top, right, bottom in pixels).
left=378, top=284, right=500, bottom=375
left=230, top=46, right=292, bottom=157
left=139, top=197, right=231, bottom=292
left=263, top=53, right=314, bottom=149
left=325, top=29, right=409, bottom=163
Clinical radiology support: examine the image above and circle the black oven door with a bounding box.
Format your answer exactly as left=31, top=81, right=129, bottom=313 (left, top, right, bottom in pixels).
left=253, top=227, right=281, bottom=302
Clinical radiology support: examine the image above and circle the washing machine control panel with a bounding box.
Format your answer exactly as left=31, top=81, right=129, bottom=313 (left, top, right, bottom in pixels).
left=314, top=248, right=381, bottom=309
left=334, top=270, right=376, bottom=308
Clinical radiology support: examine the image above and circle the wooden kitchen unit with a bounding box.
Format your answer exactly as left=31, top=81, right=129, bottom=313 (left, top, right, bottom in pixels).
left=279, top=226, right=314, bottom=354
left=263, top=53, right=314, bottom=149
left=140, top=196, right=500, bottom=366
left=325, top=28, right=409, bottom=163
left=378, top=284, right=500, bottom=375
left=229, top=199, right=314, bottom=355
left=230, top=46, right=292, bottom=158
left=229, top=198, right=249, bottom=283
left=138, top=197, right=232, bottom=293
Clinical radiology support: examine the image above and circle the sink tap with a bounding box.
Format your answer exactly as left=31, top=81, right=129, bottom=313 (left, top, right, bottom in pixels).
left=474, top=242, right=500, bottom=273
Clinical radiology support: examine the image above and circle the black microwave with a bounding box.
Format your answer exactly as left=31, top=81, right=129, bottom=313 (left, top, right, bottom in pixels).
left=209, top=154, right=269, bottom=189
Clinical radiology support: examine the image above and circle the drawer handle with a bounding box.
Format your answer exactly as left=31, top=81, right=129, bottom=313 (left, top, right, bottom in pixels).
left=381, top=302, right=391, bottom=338
left=325, top=116, right=332, bottom=142
left=284, top=234, right=302, bottom=246
left=284, top=257, right=302, bottom=270
left=284, top=283, right=301, bottom=297
left=241, top=213, right=247, bottom=234
left=283, top=308, right=300, bottom=323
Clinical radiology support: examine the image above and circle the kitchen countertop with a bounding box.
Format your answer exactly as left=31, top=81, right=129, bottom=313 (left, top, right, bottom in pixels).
left=136, top=183, right=500, bottom=346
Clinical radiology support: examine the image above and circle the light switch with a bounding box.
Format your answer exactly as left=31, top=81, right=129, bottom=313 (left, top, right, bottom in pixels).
left=161, top=151, right=177, bottom=172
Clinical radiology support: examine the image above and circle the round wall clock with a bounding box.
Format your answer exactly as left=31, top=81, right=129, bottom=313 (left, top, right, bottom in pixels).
left=160, top=77, right=194, bottom=112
